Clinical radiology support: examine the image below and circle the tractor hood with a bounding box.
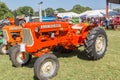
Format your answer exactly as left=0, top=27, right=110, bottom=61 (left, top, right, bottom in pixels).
left=24, top=22, right=72, bottom=32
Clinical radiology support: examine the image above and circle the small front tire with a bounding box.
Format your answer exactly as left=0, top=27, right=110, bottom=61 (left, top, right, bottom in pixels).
left=10, top=45, right=31, bottom=67
left=34, top=54, right=59, bottom=80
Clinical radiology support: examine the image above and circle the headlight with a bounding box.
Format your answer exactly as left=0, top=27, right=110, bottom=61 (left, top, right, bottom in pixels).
left=35, top=27, right=40, bottom=32
left=20, top=43, right=26, bottom=52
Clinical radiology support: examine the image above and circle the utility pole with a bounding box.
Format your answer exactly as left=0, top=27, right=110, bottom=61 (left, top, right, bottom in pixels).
left=54, top=10, right=58, bottom=21
left=38, top=1, right=43, bottom=22
left=106, top=0, right=109, bottom=18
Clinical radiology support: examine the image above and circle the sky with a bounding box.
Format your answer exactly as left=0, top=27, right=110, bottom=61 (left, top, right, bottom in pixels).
left=1, top=0, right=120, bottom=11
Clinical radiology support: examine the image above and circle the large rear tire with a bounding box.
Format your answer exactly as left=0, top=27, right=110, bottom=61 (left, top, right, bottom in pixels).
left=34, top=54, right=59, bottom=80
left=10, top=45, right=31, bottom=67
left=84, top=27, right=108, bottom=60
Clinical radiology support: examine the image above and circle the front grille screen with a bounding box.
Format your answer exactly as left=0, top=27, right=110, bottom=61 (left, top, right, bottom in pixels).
left=22, top=28, right=33, bottom=45
left=2, top=30, right=9, bottom=41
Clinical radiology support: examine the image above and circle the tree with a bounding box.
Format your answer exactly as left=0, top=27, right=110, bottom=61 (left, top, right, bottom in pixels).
left=0, top=2, right=14, bottom=20
left=14, top=6, right=34, bottom=16
left=56, top=8, right=66, bottom=13
left=34, top=11, right=39, bottom=16
left=45, top=8, right=54, bottom=16
left=70, top=4, right=92, bottom=14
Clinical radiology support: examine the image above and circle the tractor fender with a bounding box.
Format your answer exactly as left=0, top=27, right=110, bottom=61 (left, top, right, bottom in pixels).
left=74, top=23, right=90, bottom=39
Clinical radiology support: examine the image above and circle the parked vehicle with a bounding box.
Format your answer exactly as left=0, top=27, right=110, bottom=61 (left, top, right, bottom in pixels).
left=0, top=18, right=25, bottom=55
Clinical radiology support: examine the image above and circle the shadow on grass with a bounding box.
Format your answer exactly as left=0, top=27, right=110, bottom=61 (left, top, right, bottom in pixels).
left=76, top=50, right=92, bottom=61
left=25, top=57, right=37, bottom=68
left=33, top=76, right=39, bottom=80
left=25, top=50, right=91, bottom=68
left=24, top=50, right=91, bottom=80
left=53, top=50, right=76, bottom=58
left=53, top=50, right=91, bottom=61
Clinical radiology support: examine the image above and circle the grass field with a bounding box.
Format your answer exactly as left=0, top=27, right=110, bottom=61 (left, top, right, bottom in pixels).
left=0, top=28, right=120, bottom=80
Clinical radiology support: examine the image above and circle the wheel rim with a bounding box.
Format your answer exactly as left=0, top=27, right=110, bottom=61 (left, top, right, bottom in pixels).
left=41, top=59, right=56, bottom=78
left=16, top=52, right=29, bottom=64
left=2, top=46, right=7, bottom=54
left=95, top=34, right=106, bottom=55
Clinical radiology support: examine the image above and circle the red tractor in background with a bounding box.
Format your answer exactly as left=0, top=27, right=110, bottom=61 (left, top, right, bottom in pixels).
left=110, top=16, right=120, bottom=30
left=4, top=18, right=108, bottom=80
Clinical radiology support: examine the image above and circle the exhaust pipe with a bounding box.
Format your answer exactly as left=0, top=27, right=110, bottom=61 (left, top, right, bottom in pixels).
left=38, top=2, right=43, bottom=22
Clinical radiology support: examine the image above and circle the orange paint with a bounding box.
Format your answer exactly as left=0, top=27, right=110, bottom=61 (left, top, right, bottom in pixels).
left=24, top=22, right=98, bottom=57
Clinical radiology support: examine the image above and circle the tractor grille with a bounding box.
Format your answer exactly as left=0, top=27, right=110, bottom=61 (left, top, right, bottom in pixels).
left=22, top=28, right=34, bottom=46
left=2, top=30, right=9, bottom=41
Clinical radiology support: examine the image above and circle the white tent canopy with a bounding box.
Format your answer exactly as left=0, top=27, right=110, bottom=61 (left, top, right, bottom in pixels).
left=79, top=9, right=118, bottom=18
left=58, top=12, right=79, bottom=18
left=86, top=11, right=104, bottom=17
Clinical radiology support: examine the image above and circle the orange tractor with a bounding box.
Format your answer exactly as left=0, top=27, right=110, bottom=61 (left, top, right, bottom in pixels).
left=3, top=19, right=107, bottom=80
left=0, top=25, right=22, bottom=54
left=0, top=18, right=25, bottom=55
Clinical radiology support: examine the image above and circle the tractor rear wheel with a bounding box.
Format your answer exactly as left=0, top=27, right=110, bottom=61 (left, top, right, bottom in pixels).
left=0, top=44, right=7, bottom=55
left=10, top=45, right=31, bottom=67
left=34, top=54, right=59, bottom=80
left=84, top=27, right=108, bottom=60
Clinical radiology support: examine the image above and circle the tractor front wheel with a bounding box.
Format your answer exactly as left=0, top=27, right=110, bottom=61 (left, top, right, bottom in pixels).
left=34, top=54, right=59, bottom=80
left=0, top=44, right=7, bottom=55
left=10, top=45, right=31, bottom=67
left=84, top=27, right=108, bottom=60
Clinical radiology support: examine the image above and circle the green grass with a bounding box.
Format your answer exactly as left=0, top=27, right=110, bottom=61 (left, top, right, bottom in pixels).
left=0, top=28, right=120, bottom=80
